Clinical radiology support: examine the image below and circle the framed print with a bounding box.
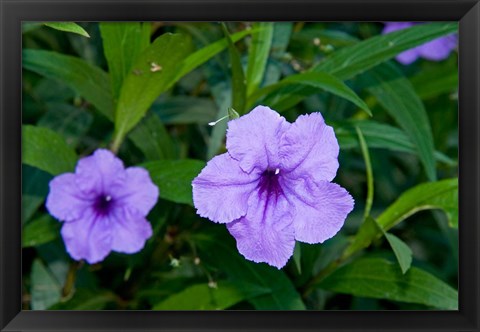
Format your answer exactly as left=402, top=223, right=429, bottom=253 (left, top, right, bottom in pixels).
left=1, top=0, right=479, bottom=331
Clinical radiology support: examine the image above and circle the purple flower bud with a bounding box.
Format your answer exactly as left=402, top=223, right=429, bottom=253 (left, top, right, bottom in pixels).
left=46, top=149, right=159, bottom=264
left=192, top=106, right=354, bottom=269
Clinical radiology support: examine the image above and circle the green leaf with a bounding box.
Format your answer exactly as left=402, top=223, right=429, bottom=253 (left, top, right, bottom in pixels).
left=194, top=230, right=306, bottom=310
left=49, top=288, right=116, bottom=310
left=112, top=33, right=192, bottom=149
left=361, top=62, right=436, bottom=181
left=292, top=242, right=302, bottom=274
left=411, top=60, right=458, bottom=99
left=251, top=72, right=371, bottom=116
left=128, top=113, right=175, bottom=161
left=23, top=125, right=78, bottom=175
left=171, top=28, right=254, bottom=86
left=335, top=120, right=456, bottom=166
left=22, top=49, right=114, bottom=120
left=262, top=23, right=293, bottom=86
left=344, top=179, right=458, bottom=258
left=153, top=281, right=269, bottom=310
left=246, top=22, right=274, bottom=96
left=23, top=215, right=60, bottom=248
left=221, top=24, right=247, bottom=114
left=22, top=165, right=52, bottom=224
left=378, top=178, right=458, bottom=229
left=152, top=97, right=217, bottom=125
left=43, top=22, right=90, bottom=38
left=318, top=258, right=457, bottom=309
left=315, top=22, right=457, bottom=78
left=37, top=103, right=93, bottom=148
left=100, top=22, right=151, bottom=98
left=142, top=159, right=205, bottom=205
left=30, top=259, right=62, bottom=310
left=267, top=22, right=457, bottom=111
left=385, top=233, right=413, bottom=274
left=355, top=126, right=374, bottom=220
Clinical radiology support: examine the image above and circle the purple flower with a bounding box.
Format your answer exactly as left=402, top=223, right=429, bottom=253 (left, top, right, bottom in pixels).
left=46, top=149, right=159, bottom=264
left=382, top=22, right=457, bottom=65
left=192, top=106, right=354, bottom=269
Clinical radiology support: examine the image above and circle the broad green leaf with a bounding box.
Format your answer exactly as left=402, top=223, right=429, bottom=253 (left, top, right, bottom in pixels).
left=194, top=229, right=306, bottom=310
left=314, top=22, right=457, bottom=80
left=22, top=165, right=52, bottom=224
left=23, top=214, right=60, bottom=248
left=207, top=82, right=231, bottom=159
left=378, top=178, right=458, bottom=229
left=262, top=23, right=293, bottom=86
left=385, top=233, right=413, bottom=274
left=267, top=22, right=457, bottom=111
left=342, top=216, right=379, bottom=260
left=23, top=125, right=77, bottom=175
left=113, top=33, right=192, bottom=149
left=128, top=113, right=175, bottom=161
left=37, top=103, right=93, bottom=148
left=318, top=258, right=457, bottom=309
left=30, top=259, right=62, bottom=310
left=344, top=179, right=458, bottom=258
left=153, top=281, right=269, bottom=310
left=152, top=97, right=217, bottom=125
left=44, top=22, right=90, bottom=38
left=292, top=28, right=359, bottom=49
left=335, top=120, right=455, bottom=166
left=49, top=288, right=116, bottom=310
left=221, top=24, right=246, bottom=114
left=22, top=49, right=114, bottom=119
left=356, top=126, right=374, bottom=220
left=171, top=28, right=254, bottom=86
left=411, top=60, right=458, bottom=99
left=250, top=72, right=371, bottom=116
left=246, top=22, right=274, bottom=96
left=142, top=159, right=205, bottom=205
left=361, top=62, right=436, bottom=181
left=100, top=22, right=151, bottom=98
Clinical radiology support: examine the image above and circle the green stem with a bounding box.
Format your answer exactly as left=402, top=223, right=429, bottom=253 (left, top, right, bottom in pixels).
left=110, top=134, right=123, bottom=154
left=62, top=261, right=80, bottom=298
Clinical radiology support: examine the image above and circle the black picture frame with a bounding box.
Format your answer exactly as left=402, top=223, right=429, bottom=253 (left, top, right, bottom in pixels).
left=1, top=0, right=479, bottom=331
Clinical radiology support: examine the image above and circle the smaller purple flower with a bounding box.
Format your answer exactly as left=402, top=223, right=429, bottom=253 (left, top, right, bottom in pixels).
left=383, top=22, right=457, bottom=65
left=192, top=106, right=354, bottom=269
left=46, top=149, right=159, bottom=264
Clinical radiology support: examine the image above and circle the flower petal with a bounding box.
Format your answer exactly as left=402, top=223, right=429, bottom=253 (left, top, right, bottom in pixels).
left=192, top=153, right=260, bottom=223
left=112, top=167, right=159, bottom=216
left=281, top=177, right=354, bottom=244
left=382, top=22, right=414, bottom=34
left=110, top=208, right=153, bottom=254
left=60, top=208, right=112, bottom=264
left=396, top=49, right=420, bottom=65
left=418, top=34, right=456, bottom=61
left=46, top=173, right=92, bottom=222
left=227, top=192, right=295, bottom=269
left=279, top=112, right=339, bottom=183
left=75, top=149, right=126, bottom=195
left=226, top=105, right=290, bottom=173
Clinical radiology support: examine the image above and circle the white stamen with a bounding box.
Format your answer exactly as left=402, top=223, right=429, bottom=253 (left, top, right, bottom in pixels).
left=208, top=115, right=229, bottom=126
left=105, top=195, right=112, bottom=202
left=275, top=168, right=280, bottom=175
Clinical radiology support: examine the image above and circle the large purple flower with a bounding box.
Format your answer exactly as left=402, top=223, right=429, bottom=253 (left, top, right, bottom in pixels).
left=192, top=106, right=354, bottom=269
left=46, top=149, right=159, bottom=264
left=383, top=22, right=457, bottom=65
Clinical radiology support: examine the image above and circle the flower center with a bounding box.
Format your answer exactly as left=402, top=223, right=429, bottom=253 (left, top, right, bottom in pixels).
left=94, top=194, right=114, bottom=216
left=258, top=168, right=283, bottom=198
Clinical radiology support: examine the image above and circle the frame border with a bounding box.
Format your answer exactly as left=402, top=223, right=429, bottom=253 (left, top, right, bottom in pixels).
left=1, top=1, right=479, bottom=331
